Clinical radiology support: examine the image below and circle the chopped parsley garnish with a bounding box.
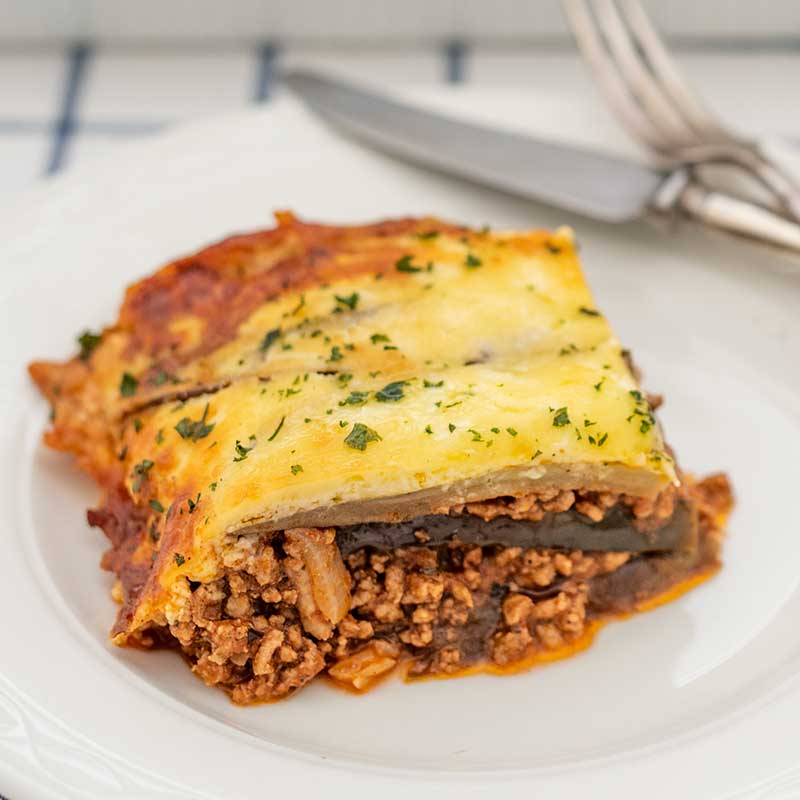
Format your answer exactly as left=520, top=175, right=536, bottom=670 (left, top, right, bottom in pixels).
left=119, top=372, right=138, bottom=397
left=174, top=403, right=215, bottom=442
left=545, top=242, right=561, bottom=254
left=149, top=499, right=165, bottom=513
left=383, top=345, right=398, bottom=351
left=559, top=343, right=579, bottom=356
left=627, top=390, right=655, bottom=435
left=152, top=369, right=180, bottom=386
left=506, top=427, right=518, bottom=437
left=531, top=449, right=543, bottom=460
left=594, top=378, right=606, bottom=392
left=395, top=255, right=423, bottom=273
left=552, top=407, right=571, bottom=427
left=77, top=330, right=102, bottom=361
left=344, top=422, right=382, bottom=451
left=209, top=481, right=218, bottom=491
left=375, top=380, right=406, bottom=402
left=417, top=231, right=439, bottom=240
left=468, top=428, right=483, bottom=442
left=174, top=553, right=185, bottom=567
left=340, top=390, right=370, bottom=406
left=291, top=464, right=304, bottom=475
left=233, top=438, right=255, bottom=462
left=579, top=306, right=601, bottom=317
left=425, top=424, right=433, bottom=435
left=291, top=294, right=306, bottom=315
left=335, top=292, right=359, bottom=311
left=260, top=327, right=281, bottom=354
left=118, top=445, right=128, bottom=461
left=448, top=423, right=456, bottom=433
left=464, top=253, right=482, bottom=268
left=133, top=418, right=143, bottom=433
left=337, top=373, right=353, bottom=386
left=328, top=346, right=343, bottom=362
left=131, top=459, right=154, bottom=491
left=423, top=379, right=444, bottom=388
left=267, top=416, right=286, bottom=441
left=370, top=333, right=390, bottom=344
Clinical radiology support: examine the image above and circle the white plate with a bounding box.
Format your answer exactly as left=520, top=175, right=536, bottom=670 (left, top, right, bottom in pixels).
left=2, top=91, right=800, bottom=799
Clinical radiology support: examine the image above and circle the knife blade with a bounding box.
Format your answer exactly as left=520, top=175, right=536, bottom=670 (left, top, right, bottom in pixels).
left=285, top=69, right=800, bottom=253
left=284, top=70, right=665, bottom=223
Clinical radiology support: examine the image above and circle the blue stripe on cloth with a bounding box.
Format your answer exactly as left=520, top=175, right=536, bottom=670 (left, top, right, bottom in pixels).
left=254, top=42, right=280, bottom=102
left=444, top=40, right=468, bottom=83
left=44, top=42, right=92, bottom=174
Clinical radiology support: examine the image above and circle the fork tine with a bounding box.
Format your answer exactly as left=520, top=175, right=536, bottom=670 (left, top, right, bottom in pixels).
left=594, top=0, right=698, bottom=149
left=619, top=0, right=733, bottom=143
left=563, top=0, right=671, bottom=154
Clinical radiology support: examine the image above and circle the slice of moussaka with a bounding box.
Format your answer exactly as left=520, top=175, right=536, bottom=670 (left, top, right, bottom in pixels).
left=30, top=213, right=732, bottom=703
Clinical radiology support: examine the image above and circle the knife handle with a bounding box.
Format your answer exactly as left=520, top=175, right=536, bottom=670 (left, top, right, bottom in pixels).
left=673, top=180, right=800, bottom=252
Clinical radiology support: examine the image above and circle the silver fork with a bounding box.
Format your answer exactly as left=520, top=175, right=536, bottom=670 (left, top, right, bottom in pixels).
left=564, top=0, right=800, bottom=221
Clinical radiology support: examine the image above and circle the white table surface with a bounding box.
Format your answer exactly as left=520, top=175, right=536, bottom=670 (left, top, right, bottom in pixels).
left=1, top=43, right=798, bottom=207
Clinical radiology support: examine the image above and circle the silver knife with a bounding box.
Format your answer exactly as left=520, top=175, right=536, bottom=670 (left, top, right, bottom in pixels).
left=285, top=70, right=800, bottom=253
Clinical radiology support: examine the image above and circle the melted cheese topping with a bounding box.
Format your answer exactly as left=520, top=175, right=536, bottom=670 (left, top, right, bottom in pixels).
left=119, top=227, right=675, bottom=591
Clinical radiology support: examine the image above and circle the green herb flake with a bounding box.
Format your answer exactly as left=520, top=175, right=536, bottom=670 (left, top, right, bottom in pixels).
left=579, top=306, right=601, bottom=317
left=118, top=445, right=128, bottom=462
left=490, top=427, right=500, bottom=434
left=291, top=464, right=304, bottom=475
left=506, top=427, right=518, bottom=437
left=552, top=407, right=571, bottom=427
left=335, top=292, right=359, bottom=311
left=174, top=553, right=185, bottom=567
left=77, top=330, right=102, bottom=361
left=328, top=346, right=343, bottom=362
left=344, top=422, right=382, bottom=451
left=260, top=327, right=281, bottom=354
left=594, top=378, right=606, bottom=392
left=468, top=428, right=483, bottom=442
left=531, top=449, right=543, bottom=461
left=174, top=403, right=215, bottom=442
left=395, top=255, right=423, bottom=273
left=416, top=231, right=439, bottom=240
left=132, top=418, right=143, bottom=433
left=119, top=372, right=138, bottom=397
left=340, top=390, right=370, bottom=406
left=291, top=294, right=306, bottom=315
left=424, top=424, right=433, bottom=435
left=209, top=481, right=218, bottom=491
left=370, top=333, right=390, bottom=344
left=267, top=416, right=286, bottom=441
left=448, top=423, right=456, bottom=433
left=131, top=459, right=154, bottom=492
left=423, top=379, right=444, bottom=388
left=149, top=499, right=165, bottom=513
left=375, top=380, right=406, bottom=402
left=233, top=438, right=255, bottom=462
left=464, top=253, right=482, bottom=268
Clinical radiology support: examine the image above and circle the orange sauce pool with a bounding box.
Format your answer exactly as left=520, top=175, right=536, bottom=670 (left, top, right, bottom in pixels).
left=325, top=561, right=721, bottom=695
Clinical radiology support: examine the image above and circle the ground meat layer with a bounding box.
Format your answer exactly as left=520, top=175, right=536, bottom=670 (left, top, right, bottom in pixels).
left=132, top=474, right=730, bottom=704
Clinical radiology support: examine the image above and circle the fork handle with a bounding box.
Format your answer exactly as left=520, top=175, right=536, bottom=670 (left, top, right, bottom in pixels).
left=671, top=180, right=800, bottom=252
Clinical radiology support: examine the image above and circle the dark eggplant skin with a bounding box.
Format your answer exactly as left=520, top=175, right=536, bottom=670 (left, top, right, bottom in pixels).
left=335, top=499, right=695, bottom=557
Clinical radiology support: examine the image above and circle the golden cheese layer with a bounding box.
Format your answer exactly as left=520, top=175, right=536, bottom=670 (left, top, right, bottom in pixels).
left=30, top=214, right=674, bottom=637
